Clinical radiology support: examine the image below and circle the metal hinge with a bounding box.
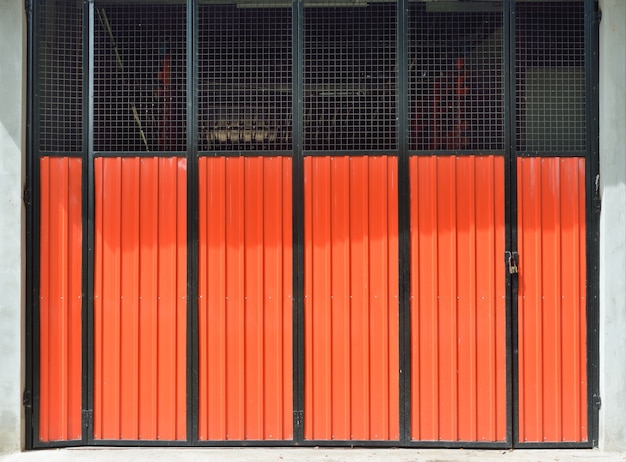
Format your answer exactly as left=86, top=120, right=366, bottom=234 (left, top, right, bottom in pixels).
left=593, top=394, right=602, bottom=410
left=24, top=0, right=32, bottom=14
left=505, top=251, right=519, bottom=275
left=293, top=410, right=304, bottom=431
left=82, top=410, right=93, bottom=428
left=595, top=8, right=602, bottom=25
left=23, top=389, right=32, bottom=407
left=593, top=174, right=602, bottom=212
left=23, top=187, right=32, bottom=207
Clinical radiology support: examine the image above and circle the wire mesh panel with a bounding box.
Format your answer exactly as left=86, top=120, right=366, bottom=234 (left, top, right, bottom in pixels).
left=303, top=2, right=397, bottom=151
left=38, top=0, right=83, bottom=153
left=515, top=1, right=586, bottom=153
left=198, top=3, right=292, bottom=153
left=409, top=1, right=503, bottom=152
left=94, top=4, right=186, bottom=152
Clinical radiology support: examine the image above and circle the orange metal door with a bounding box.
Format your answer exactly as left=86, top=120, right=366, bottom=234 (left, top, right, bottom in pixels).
left=303, top=156, right=400, bottom=441
left=516, top=157, right=587, bottom=443
left=93, top=157, right=187, bottom=441
left=38, top=157, right=83, bottom=442
left=409, top=155, right=507, bottom=442
left=197, top=156, right=293, bottom=441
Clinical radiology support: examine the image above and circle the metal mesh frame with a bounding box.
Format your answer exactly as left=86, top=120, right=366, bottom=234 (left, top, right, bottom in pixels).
left=36, top=0, right=591, bottom=157
left=515, top=1, right=586, bottom=153
left=38, top=0, right=83, bottom=153
left=409, top=1, right=504, bottom=152
left=303, top=2, right=397, bottom=151
left=93, top=3, right=187, bottom=152
left=198, top=4, right=293, bottom=153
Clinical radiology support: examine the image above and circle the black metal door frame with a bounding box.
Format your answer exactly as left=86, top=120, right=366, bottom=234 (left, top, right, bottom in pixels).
left=24, top=0, right=600, bottom=449
left=508, top=0, right=601, bottom=448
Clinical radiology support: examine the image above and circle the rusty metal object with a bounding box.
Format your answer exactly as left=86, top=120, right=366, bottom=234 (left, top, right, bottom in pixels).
left=206, top=118, right=279, bottom=147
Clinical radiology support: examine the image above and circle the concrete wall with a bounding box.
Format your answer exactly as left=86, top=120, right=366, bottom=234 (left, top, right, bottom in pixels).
left=0, top=0, right=24, bottom=453
left=598, top=0, right=626, bottom=453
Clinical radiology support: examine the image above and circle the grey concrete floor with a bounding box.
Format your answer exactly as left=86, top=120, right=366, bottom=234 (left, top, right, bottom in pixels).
left=1, top=448, right=625, bottom=462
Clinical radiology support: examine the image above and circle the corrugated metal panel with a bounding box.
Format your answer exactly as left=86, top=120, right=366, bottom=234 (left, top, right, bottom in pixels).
left=409, top=155, right=506, bottom=442
left=517, top=156, right=587, bottom=443
left=303, top=156, right=399, bottom=441
left=94, top=157, right=187, bottom=441
left=198, top=156, right=293, bottom=441
left=39, top=157, right=83, bottom=442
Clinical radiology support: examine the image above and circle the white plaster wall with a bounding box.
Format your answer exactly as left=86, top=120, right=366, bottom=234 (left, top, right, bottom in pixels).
left=0, top=0, right=24, bottom=453
left=598, top=0, right=626, bottom=453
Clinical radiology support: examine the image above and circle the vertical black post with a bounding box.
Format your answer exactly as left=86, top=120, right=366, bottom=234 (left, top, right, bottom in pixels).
left=31, top=0, right=44, bottom=447
left=292, top=0, right=305, bottom=444
left=584, top=0, right=601, bottom=447
left=397, top=0, right=411, bottom=445
left=24, top=0, right=36, bottom=449
left=84, top=0, right=96, bottom=444
left=187, top=0, right=200, bottom=446
left=505, top=0, right=518, bottom=448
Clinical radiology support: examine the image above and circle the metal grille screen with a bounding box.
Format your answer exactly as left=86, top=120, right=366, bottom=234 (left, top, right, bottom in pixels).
left=38, top=0, right=83, bottom=153
left=409, top=1, right=504, bottom=152
left=39, top=1, right=591, bottom=156
left=93, top=4, right=187, bottom=152
left=515, top=1, right=586, bottom=152
left=199, top=4, right=292, bottom=152
left=303, top=2, right=397, bottom=151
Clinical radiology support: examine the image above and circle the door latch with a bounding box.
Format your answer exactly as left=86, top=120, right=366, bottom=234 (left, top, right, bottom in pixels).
left=506, top=251, right=519, bottom=274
